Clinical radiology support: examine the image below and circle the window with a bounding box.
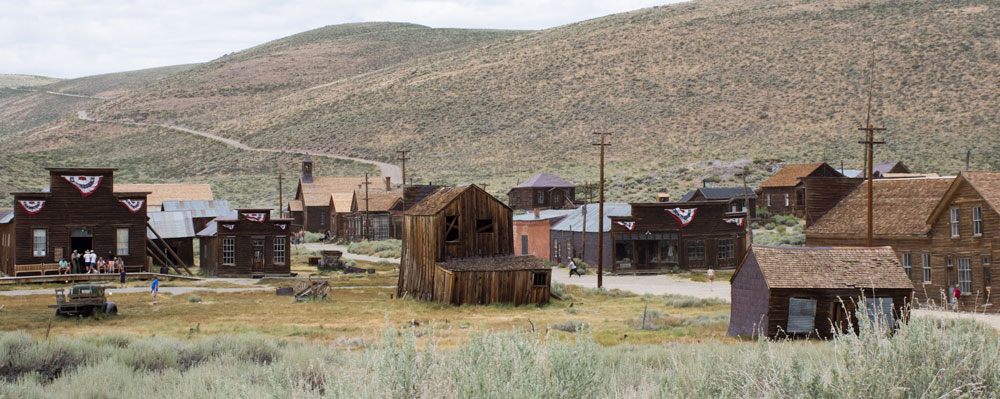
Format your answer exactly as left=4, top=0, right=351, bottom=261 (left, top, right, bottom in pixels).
left=718, top=239, right=734, bottom=260
left=116, top=228, right=129, bottom=256
left=902, top=253, right=911, bottom=279
left=532, top=272, right=548, bottom=287
left=973, top=206, right=983, bottom=236
left=537, top=191, right=545, bottom=204
left=253, top=239, right=264, bottom=263
left=32, top=229, right=46, bottom=257
left=222, top=237, right=235, bottom=265
left=784, top=193, right=790, bottom=207
left=475, top=219, right=494, bottom=233
left=444, top=216, right=459, bottom=242
left=687, top=241, right=705, bottom=261
left=984, top=257, right=991, bottom=289
left=274, top=237, right=286, bottom=264
left=866, top=297, right=895, bottom=329
left=950, top=208, right=960, bottom=237
left=766, top=194, right=771, bottom=207
left=553, top=191, right=561, bottom=206
left=658, top=239, right=677, bottom=263
left=521, top=235, right=529, bottom=255
left=786, top=298, right=817, bottom=333
left=958, top=258, right=972, bottom=293
left=567, top=240, right=573, bottom=259
left=320, top=210, right=327, bottom=226
left=923, top=253, right=932, bottom=284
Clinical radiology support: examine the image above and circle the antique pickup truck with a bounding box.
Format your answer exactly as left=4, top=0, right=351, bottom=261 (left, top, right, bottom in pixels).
left=49, top=284, right=118, bottom=317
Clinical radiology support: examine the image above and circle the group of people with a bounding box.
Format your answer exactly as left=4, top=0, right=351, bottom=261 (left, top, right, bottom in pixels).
left=59, top=250, right=125, bottom=275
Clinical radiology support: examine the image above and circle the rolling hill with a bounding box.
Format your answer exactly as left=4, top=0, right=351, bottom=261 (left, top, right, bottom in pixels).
left=3, top=0, right=1000, bottom=206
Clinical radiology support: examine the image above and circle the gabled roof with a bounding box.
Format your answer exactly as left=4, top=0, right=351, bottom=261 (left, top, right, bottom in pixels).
left=405, top=185, right=474, bottom=216
left=746, top=245, right=912, bottom=289
left=114, top=184, right=214, bottom=207
left=437, top=255, right=551, bottom=272
left=511, top=173, right=575, bottom=190
left=873, top=161, right=910, bottom=177
left=298, top=176, right=367, bottom=207
left=760, top=163, right=840, bottom=188
left=927, top=172, right=1000, bottom=225
left=288, top=199, right=304, bottom=212
left=680, top=187, right=756, bottom=202
left=550, top=203, right=631, bottom=233
left=161, top=200, right=230, bottom=219
left=806, top=177, right=954, bottom=237
left=329, top=193, right=354, bottom=213
left=354, top=189, right=403, bottom=212
left=147, top=211, right=195, bottom=239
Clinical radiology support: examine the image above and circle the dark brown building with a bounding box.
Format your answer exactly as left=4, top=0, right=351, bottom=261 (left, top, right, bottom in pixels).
left=758, top=163, right=844, bottom=217
left=679, top=187, right=757, bottom=218
left=397, top=185, right=550, bottom=306
left=197, top=209, right=292, bottom=277
left=728, top=245, right=913, bottom=338
left=609, top=201, right=747, bottom=273
left=507, top=173, right=576, bottom=210
left=287, top=157, right=366, bottom=233
left=147, top=211, right=196, bottom=267
left=873, top=161, right=911, bottom=178
left=2, top=168, right=150, bottom=276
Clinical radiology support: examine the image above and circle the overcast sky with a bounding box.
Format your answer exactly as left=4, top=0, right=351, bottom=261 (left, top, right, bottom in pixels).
left=1, top=0, right=679, bottom=79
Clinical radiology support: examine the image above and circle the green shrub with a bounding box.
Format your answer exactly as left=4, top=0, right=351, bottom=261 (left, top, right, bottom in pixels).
left=750, top=222, right=761, bottom=229
left=764, top=222, right=776, bottom=230
left=187, top=294, right=202, bottom=303
left=662, top=294, right=727, bottom=308
left=347, top=240, right=402, bottom=258
left=583, top=287, right=635, bottom=298
left=302, top=232, right=325, bottom=243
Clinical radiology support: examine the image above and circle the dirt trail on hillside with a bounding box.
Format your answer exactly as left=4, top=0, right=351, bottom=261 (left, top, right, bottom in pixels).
left=10, top=88, right=109, bottom=100
left=77, top=111, right=402, bottom=181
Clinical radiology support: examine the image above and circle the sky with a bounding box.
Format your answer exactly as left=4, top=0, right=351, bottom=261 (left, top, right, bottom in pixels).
left=0, top=0, right=678, bottom=79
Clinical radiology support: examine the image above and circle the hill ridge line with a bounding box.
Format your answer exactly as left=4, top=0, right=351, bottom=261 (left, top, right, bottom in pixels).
left=75, top=111, right=401, bottom=182
left=10, top=87, right=109, bottom=100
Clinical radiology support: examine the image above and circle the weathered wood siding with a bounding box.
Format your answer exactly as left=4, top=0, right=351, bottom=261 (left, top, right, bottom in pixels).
left=199, top=237, right=219, bottom=275
left=801, top=177, right=863, bottom=226
left=766, top=288, right=911, bottom=338
left=433, top=267, right=550, bottom=305
left=303, top=205, right=328, bottom=233
left=760, top=187, right=801, bottom=216
left=508, top=187, right=575, bottom=210
left=0, top=222, right=14, bottom=276
left=201, top=213, right=291, bottom=276
left=727, top=252, right=770, bottom=337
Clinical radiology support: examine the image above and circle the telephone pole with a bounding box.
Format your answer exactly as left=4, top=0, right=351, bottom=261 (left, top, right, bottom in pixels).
left=580, top=182, right=595, bottom=261
left=592, top=132, right=611, bottom=288
left=858, top=41, right=885, bottom=247
left=277, top=172, right=284, bottom=218
left=362, top=173, right=372, bottom=241
left=397, top=150, right=410, bottom=187
left=738, top=168, right=752, bottom=248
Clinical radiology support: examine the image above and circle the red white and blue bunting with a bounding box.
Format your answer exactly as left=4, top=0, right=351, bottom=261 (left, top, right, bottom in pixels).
left=222, top=224, right=236, bottom=231
left=243, top=213, right=267, bottom=223
left=19, top=200, right=45, bottom=215
left=119, top=199, right=145, bottom=214
left=62, top=175, right=103, bottom=197
left=666, top=208, right=697, bottom=227
left=615, top=221, right=636, bottom=231
left=724, top=218, right=745, bottom=227
left=276, top=223, right=287, bottom=231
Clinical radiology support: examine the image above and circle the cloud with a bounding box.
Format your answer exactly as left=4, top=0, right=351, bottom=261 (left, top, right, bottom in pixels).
left=0, top=0, right=679, bottom=78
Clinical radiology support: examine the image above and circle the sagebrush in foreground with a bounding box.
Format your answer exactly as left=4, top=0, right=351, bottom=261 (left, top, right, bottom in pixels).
left=0, top=316, right=997, bottom=398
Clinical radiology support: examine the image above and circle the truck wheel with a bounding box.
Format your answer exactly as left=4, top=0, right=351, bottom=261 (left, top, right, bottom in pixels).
left=104, top=302, right=118, bottom=315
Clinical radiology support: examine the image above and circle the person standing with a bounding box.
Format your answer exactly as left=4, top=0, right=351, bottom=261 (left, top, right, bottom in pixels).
left=953, top=286, right=962, bottom=311
left=569, top=258, right=582, bottom=277
left=151, top=276, right=160, bottom=305
left=70, top=250, right=81, bottom=274
left=119, top=263, right=127, bottom=289
left=707, top=268, right=716, bottom=291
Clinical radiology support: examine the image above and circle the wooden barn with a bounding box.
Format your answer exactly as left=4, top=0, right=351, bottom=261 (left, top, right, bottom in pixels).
left=2, top=168, right=151, bottom=276
left=758, top=163, right=844, bottom=217
left=728, top=245, right=913, bottom=339
left=197, top=209, right=292, bottom=277
left=507, top=173, right=577, bottom=210
left=609, top=201, right=747, bottom=273
left=805, top=177, right=954, bottom=307
left=287, top=157, right=366, bottom=233
left=397, top=185, right=551, bottom=306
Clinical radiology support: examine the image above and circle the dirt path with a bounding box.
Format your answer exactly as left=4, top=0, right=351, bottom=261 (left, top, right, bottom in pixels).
left=300, top=243, right=400, bottom=264
left=552, top=268, right=729, bottom=300
left=10, top=87, right=109, bottom=100
left=77, top=111, right=402, bottom=181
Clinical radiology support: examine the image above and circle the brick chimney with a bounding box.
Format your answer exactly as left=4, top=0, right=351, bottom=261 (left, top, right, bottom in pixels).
left=534, top=208, right=540, bottom=219
left=385, top=177, right=391, bottom=191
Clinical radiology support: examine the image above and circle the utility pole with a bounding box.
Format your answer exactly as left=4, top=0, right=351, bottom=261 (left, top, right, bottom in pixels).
left=858, top=41, right=885, bottom=247
left=592, top=132, right=611, bottom=288
left=580, top=182, right=595, bottom=262
left=277, top=172, right=284, bottom=218
left=397, top=150, right=410, bottom=187
left=738, top=168, right=752, bottom=248
left=362, top=173, right=372, bottom=241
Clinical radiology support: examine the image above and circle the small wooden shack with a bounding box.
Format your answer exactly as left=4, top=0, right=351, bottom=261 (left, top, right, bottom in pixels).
left=197, top=209, right=292, bottom=277
left=397, top=185, right=550, bottom=305
left=728, top=245, right=913, bottom=339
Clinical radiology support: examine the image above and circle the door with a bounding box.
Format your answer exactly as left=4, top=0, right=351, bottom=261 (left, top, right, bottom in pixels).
left=252, top=239, right=265, bottom=273
left=521, top=235, right=529, bottom=255
left=636, top=241, right=656, bottom=269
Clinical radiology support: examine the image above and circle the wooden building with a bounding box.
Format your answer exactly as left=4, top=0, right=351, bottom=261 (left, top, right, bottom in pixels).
left=758, top=163, right=844, bottom=217
left=728, top=245, right=913, bottom=338
left=679, top=187, right=757, bottom=218
left=609, top=201, right=746, bottom=273
left=397, top=185, right=551, bottom=306
left=507, top=173, right=576, bottom=210
left=2, top=168, right=151, bottom=276
left=114, top=183, right=213, bottom=212
left=197, top=209, right=292, bottom=277
left=549, top=203, right=632, bottom=268
left=341, top=184, right=403, bottom=241
left=147, top=211, right=196, bottom=266
left=805, top=177, right=954, bottom=307
left=287, top=157, right=366, bottom=233
left=800, top=175, right=863, bottom=227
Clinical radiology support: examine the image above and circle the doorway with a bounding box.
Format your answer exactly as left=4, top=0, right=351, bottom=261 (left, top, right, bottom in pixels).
left=252, top=239, right=265, bottom=273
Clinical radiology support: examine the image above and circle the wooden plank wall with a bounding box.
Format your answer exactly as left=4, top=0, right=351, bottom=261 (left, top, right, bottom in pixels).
left=727, top=252, right=770, bottom=337
left=434, top=266, right=550, bottom=305
left=199, top=237, right=219, bottom=275
left=303, top=205, right=327, bottom=233
left=766, top=288, right=912, bottom=338
left=801, top=177, right=863, bottom=227
left=760, top=187, right=798, bottom=216
left=507, top=187, right=575, bottom=210
left=205, top=217, right=291, bottom=276
left=929, top=181, right=998, bottom=311
left=0, top=222, right=14, bottom=276
left=806, top=235, right=934, bottom=303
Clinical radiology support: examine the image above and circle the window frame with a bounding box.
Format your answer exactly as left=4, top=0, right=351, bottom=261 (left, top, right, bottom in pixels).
left=273, top=237, right=286, bottom=264
left=950, top=208, right=960, bottom=238
left=718, top=239, right=734, bottom=260
left=687, top=240, right=705, bottom=261
left=32, top=228, right=47, bottom=257
left=116, top=228, right=130, bottom=256
left=222, top=237, right=236, bottom=265
left=532, top=272, right=548, bottom=287
left=444, top=215, right=460, bottom=243
left=537, top=191, right=545, bottom=205
left=786, top=297, right=817, bottom=334
left=902, top=253, right=912, bottom=279
left=922, top=253, right=932, bottom=284
left=973, top=206, right=983, bottom=236
left=958, top=258, right=972, bottom=293
left=784, top=193, right=790, bottom=207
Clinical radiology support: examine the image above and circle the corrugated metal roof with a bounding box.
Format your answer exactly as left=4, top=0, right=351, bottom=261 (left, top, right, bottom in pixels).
left=550, top=203, right=631, bottom=233
left=0, top=210, right=13, bottom=224
left=512, top=209, right=575, bottom=221
left=162, top=200, right=231, bottom=218
left=680, top=187, right=756, bottom=202
left=841, top=169, right=864, bottom=178
left=147, top=211, right=196, bottom=239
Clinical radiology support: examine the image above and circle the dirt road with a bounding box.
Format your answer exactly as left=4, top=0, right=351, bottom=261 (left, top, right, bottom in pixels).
left=552, top=268, right=729, bottom=300
left=301, top=243, right=400, bottom=264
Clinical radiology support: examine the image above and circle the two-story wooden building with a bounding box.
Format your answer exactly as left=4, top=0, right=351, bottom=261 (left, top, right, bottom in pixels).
left=287, top=157, right=366, bottom=233
left=679, top=187, right=757, bottom=218
left=758, top=163, right=845, bottom=217
left=197, top=209, right=292, bottom=277
left=507, top=173, right=576, bottom=210
left=609, top=201, right=747, bottom=273
left=397, top=185, right=551, bottom=306
left=2, top=167, right=150, bottom=276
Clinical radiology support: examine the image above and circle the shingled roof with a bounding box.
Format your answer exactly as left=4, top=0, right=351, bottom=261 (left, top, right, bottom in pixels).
left=511, top=173, right=574, bottom=190
left=115, top=183, right=214, bottom=208
left=680, top=187, right=757, bottom=202
left=354, top=189, right=403, bottom=212
left=759, top=163, right=830, bottom=188
left=298, top=176, right=367, bottom=207
left=438, top=255, right=552, bottom=272
left=926, top=172, right=1000, bottom=224
left=806, top=177, right=953, bottom=237
left=405, top=185, right=474, bottom=216
left=747, top=245, right=912, bottom=289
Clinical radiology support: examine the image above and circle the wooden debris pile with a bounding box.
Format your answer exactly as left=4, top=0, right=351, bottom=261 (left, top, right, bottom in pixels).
left=292, top=278, right=331, bottom=301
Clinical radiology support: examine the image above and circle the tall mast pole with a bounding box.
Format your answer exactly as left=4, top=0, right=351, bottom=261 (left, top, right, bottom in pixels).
left=363, top=172, right=371, bottom=241
left=858, top=41, right=885, bottom=247
left=278, top=172, right=284, bottom=217
left=397, top=150, right=409, bottom=187
left=592, top=132, right=611, bottom=288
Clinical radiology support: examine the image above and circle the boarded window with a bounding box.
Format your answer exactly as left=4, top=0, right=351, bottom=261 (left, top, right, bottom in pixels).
left=444, top=216, right=459, bottom=242
left=222, top=237, right=235, bottom=265
left=902, top=253, right=911, bottom=279
left=116, top=228, right=129, bottom=256
left=687, top=241, right=705, bottom=261
left=866, top=297, right=895, bottom=330
left=718, top=239, right=734, bottom=259
left=786, top=298, right=817, bottom=334
left=32, top=229, right=46, bottom=257
left=958, top=258, right=972, bottom=293
left=476, top=219, right=494, bottom=233
left=973, top=206, right=983, bottom=236
left=922, top=253, right=931, bottom=283
left=521, top=235, right=528, bottom=255
left=533, top=272, right=548, bottom=287
left=273, top=237, right=286, bottom=264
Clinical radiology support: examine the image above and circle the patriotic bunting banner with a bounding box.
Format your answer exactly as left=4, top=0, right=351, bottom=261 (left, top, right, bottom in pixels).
left=62, top=175, right=103, bottom=197
left=19, top=200, right=45, bottom=215
left=666, top=208, right=697, bottom=227
left=724, top=218, right=745, bottom=227
left=119, top=199, right=144, bottom=214
left=243, top=213, right=267, bottom=223
left=222, top=224, right=236, bottom=231
left=276, top=223, right=287, bottom=231
left=615, top=221, right=636, bottom=231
